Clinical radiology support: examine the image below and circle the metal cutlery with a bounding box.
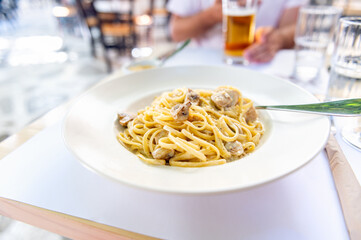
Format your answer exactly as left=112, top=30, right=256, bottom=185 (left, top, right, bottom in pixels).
left=256, top=98, right=361, bottom=116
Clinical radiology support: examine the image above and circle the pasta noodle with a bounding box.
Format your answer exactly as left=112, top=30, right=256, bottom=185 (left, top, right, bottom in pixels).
left=117, top=86, right=264, bottom=167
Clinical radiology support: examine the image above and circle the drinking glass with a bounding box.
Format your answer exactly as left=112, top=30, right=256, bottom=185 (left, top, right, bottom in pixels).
left=222, top=0, right=258, bottom=65
left=292, top=6, right=342, bottom=83
left=327, top=17, right=361, bottom=150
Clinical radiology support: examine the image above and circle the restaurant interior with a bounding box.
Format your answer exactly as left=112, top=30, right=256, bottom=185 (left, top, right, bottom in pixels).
left=0, top=0, right=360, bottom=239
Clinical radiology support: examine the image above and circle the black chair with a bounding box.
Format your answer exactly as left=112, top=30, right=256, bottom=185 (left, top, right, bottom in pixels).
left=92, top=0, right=137, bottom=72
left=146, top=0, right=171, bottom=41
left=75, top=0, right=98, bottom=57
left=75, top=0, right=137, bottom=72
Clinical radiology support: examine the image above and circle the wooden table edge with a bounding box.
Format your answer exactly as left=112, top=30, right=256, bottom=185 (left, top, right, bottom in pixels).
left=0, top=197, right=158, bottom=240
left=0, top=71, right=159, bottom=240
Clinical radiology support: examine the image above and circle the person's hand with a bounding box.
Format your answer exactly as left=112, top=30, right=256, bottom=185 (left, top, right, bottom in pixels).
left=244, top=27, right=283, bottom=63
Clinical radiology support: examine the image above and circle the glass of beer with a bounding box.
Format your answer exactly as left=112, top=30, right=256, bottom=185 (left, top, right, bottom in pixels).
left=222, top=0, right=257, bottom=65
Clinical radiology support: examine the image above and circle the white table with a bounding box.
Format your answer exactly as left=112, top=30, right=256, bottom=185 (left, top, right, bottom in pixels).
left=0, top=48, right=359, bottom=240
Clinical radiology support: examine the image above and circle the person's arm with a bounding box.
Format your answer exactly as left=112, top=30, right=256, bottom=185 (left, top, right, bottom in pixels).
left=244, top=6, right=300, bottom=63
left=276, top=5, right=300, bottom=48
left=169, top=0, right=222, bottom=42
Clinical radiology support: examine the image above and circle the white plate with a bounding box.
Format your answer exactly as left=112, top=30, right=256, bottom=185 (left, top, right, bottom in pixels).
left=63, top=65, right=330, bottom=194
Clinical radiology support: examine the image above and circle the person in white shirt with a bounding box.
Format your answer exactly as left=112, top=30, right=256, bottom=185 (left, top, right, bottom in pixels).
left=167, top=0, right=308, bottom=63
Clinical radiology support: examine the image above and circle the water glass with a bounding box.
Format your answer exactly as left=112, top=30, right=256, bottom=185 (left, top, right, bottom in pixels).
left=327, top=17, right=361, bottom=149
left=292, top=6, right=342, bottom=83
left=222, top=0, right=258, bottom=65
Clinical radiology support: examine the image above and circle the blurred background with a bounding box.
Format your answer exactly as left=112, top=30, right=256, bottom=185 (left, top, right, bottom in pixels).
left=0, top=0, right=174, bottom=142
left=0, top=0, right=359, bottom=239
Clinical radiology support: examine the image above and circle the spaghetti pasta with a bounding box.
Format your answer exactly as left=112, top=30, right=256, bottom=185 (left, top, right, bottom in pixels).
left=117, top=86, right=264, bottom=167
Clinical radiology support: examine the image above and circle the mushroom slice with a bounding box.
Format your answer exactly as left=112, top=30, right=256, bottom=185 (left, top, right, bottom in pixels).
left=225, top=89, right=240, bottom=107
left=185, top=89, right=200, bottom=105
left=211, top=90, right=232, bottom=109
left=152, top=148, right=175, bottom=160
left=118, top=113, right=135, bottom=127
left=244, top=106, right=258, bottom=123
left=225, top=141, right=244, bottom=157
left=171, top=101, right=192, bottom=121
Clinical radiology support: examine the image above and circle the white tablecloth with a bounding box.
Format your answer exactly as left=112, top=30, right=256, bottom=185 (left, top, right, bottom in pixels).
left=0, top=48, right=360, bottom=240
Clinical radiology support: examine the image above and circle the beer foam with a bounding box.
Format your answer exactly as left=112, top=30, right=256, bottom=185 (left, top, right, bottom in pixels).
left=223, top=8, right=256, bottom=16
